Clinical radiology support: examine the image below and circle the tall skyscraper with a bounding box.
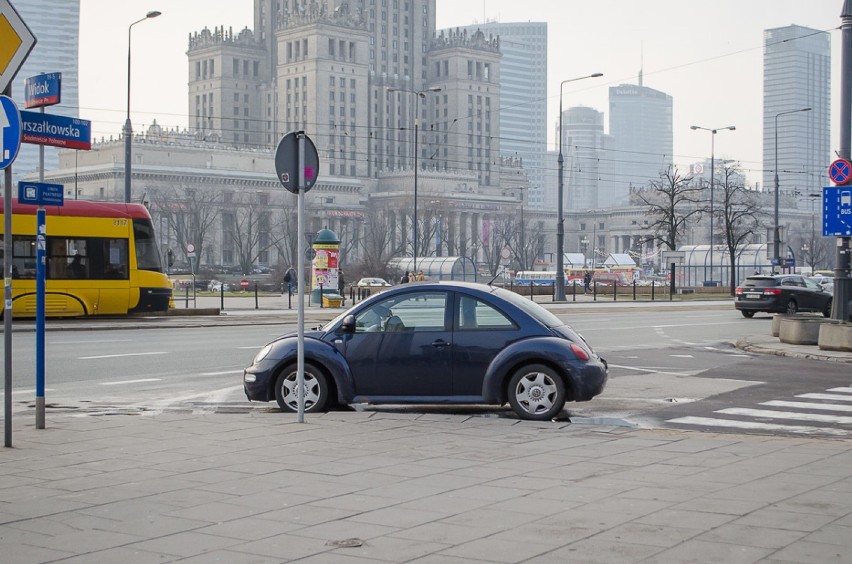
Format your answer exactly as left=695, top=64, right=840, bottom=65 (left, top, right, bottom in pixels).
left=762, top=24, right=830, bottom=205
left=454, top=21, right=547, bottom=209
left=8, top=0, right=80, bottom=181
left=608, top=73, right=672, bottom=206
left=561, top=106, right=613, bottom=212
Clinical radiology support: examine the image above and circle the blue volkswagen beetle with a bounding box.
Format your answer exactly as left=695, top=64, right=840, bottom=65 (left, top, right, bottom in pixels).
left=243, top=282, right=607, bottom=421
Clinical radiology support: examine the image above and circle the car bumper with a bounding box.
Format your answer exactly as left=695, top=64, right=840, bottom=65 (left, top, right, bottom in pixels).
left=243, top=364, right=276, bottom=402
left=734, top=298, right=783, bottom=313
left=572, top=360, right=608, bottom=401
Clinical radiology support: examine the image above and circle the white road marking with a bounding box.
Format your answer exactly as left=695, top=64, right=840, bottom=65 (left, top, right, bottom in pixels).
left=796, top=393, right=852, bottom=402
left=54, top=339, right=134, bottom=345
left=717, top=407, right=852, bottom=425
left=12, top=388, right=54, bottom=395
left=238, top=346, right=263, bottom=349
left=79, top=352, right=168, bottom=360
left=605, top=364, right=694, bottom=376
left=667, top=416, right=851, bottom=437
left=100, top=378, right=162, bottom=386
left=199, top=370, right=244, bottom=376
left=762, top=400, right=852, bottom=413
left=827, top=387, right=852, bottom=394
left=670, top=354, right=694, bottom=358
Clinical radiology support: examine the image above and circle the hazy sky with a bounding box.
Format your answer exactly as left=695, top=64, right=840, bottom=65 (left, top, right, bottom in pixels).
left=76, top=0, right=844, bottom=185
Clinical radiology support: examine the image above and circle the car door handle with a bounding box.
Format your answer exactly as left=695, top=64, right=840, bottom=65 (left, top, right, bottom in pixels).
left=431, top=339, right=451, bottom=349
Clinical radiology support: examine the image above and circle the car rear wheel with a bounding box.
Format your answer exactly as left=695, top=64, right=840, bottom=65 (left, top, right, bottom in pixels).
left=274, top=362, right=330, bottom=413
left=785, top=300, right=798, bottom=315
left=741, top=310, right=755, bottom=318
left=824, top=300, right=832, bottom=318
left=507, top=364, right=566, bottom=421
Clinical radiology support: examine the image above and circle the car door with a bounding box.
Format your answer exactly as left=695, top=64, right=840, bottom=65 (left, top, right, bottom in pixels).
left=343, top=290, right=452, bottom=398
left=451, top=293, right=520, bottom=398
left=802, top=276, right=829, bottom=310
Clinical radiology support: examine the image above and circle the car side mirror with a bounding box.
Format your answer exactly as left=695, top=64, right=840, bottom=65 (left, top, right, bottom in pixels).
left=339, top=314, right=356, bottom=333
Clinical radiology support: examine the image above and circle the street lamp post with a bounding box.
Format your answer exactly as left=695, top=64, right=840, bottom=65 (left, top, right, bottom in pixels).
left=690, top=125, right=735, bottom=286
left=124, top=10, right=161, bottom=204
left=556, top=72, right=603, bottom=301
left=387, top=86, right=442, bottom=273
left=773, top=107, right=811, bottom=273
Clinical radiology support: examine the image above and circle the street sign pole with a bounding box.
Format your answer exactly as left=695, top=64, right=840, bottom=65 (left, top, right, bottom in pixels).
left=296, top=132, right=306, bottom=422
left=834, top=3, right=852, bottom=322
left=3, top=88, right=13, bottom=447
left=35, top=209, right=45, bottom=429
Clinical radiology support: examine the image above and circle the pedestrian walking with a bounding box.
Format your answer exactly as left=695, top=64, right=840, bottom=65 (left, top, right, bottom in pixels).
left=400, top=271, right=410, bottom=284
left=583, top=271, right=592, bottom=295
left=283, top=267, right=296, bottom=296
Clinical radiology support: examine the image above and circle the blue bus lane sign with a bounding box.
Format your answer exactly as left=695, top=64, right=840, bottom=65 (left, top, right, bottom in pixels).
left=823, top=186, right=852, bottom=236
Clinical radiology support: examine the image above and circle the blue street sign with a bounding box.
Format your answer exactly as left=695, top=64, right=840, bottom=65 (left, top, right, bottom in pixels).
left=20, top=110, right=91, bottom=150
left=823, top=186, right=852, bottom=236
left=18, top=181, right=64, bottom=207
left=0, top=95, right=22, bottom=169
left=25, top=72, right=61, bottom=108
left=829, top=159, right=852, bottom=186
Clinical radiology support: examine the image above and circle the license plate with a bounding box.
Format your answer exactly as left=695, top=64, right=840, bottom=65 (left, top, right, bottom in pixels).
left=745, top=292, right=761, bottom=299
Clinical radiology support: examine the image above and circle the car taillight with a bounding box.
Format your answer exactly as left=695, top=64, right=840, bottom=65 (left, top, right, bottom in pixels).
left=570, top=343, right=590, bottom=361
left=735, top=287, right=743, bottom=295
left=763, top=288, right=782, bottom=295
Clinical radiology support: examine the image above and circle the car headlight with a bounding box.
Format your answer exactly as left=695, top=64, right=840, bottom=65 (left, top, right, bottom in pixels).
left=253, top=343, right=273, bottom=364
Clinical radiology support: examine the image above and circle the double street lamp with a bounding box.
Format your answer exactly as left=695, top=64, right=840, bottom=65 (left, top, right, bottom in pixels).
left=125, top=10, right=161, bottom=203
left=387, top=86, right=442, bottom=273
left=690, top=124, right=735, bottom=286
left=556, top=72, right=603, bottom=301
left=773, top=107, right=812, bottom=273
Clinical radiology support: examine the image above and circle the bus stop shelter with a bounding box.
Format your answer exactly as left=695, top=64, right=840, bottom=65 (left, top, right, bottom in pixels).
left=387, top=257, right=477, bottom=282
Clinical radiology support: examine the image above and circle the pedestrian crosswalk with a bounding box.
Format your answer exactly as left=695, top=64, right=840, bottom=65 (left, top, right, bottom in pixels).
left=666, top=385, right=852, bottom=437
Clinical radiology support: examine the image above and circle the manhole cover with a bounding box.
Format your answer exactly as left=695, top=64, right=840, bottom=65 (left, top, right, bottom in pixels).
left=327, top=538, right=363, bottom=548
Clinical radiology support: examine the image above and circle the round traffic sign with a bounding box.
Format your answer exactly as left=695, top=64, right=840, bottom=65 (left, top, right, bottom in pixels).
left=829, top=159, right=852, bottom=186
left=240, top=278, right=250, bottom=289
left=275, top=131, right=320, bottom=194
left=185, top=243, right=195, bottom=253
left=0, top=96, right=23, bottom=170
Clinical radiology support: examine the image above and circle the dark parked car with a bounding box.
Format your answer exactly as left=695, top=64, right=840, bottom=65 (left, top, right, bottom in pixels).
left=735, top=274, right=832, bottom=318
left=244, top=281, right=608, bottom=421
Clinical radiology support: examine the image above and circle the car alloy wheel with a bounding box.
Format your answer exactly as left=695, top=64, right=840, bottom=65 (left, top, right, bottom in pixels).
left=275, top=363, right=330, bottom=413
left=507, top=364, right=566, bottom=421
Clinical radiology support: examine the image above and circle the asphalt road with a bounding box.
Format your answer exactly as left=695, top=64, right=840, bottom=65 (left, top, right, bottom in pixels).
left=5, top=307, right=852, bottom=439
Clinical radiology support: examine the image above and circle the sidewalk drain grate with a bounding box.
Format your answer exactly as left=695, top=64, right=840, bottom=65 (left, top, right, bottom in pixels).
left=327, top=538, right=364, bottom=548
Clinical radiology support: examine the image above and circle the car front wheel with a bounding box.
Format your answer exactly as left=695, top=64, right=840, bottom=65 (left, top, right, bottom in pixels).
left=741, top=310, right=755, bottom=318
left=507, top=364, right=566, bottom=421
left=275, top=363, right=330, bottom=413
left=824, top=300, right=832, bottom=318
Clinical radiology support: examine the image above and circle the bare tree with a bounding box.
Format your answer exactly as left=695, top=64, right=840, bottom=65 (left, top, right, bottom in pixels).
left=716, top=163, right=766, bottom=295
left=788, top=217, right=832, bottom=272
left=360, top=205, right=399, bottom=279
left=227, top=191, right=284, bottom=275
left=508, top=214, right=544, bottom=271
left=480, top=216, right=514, bottom=277
left=148, top=184, right=220, bottom=267
left=634, top=165, right=702, bottom=251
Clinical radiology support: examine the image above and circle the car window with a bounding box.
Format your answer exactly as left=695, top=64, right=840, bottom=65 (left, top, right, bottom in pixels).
left=743, top=278, right=775, bottom=288
left=354, top=291, right=447, bottom=333
left=456, top=295, right=516, bottom=331
left=803, top=277, right=820, bottom=289
left=781, top=277, right=804, bottom=288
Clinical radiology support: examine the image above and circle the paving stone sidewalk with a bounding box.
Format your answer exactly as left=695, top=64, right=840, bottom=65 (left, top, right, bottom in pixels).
left=1, top=409, right=851, bottom=563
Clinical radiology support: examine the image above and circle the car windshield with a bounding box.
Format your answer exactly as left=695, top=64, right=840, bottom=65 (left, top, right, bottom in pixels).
left=491, top=286, right=564, bottom=328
